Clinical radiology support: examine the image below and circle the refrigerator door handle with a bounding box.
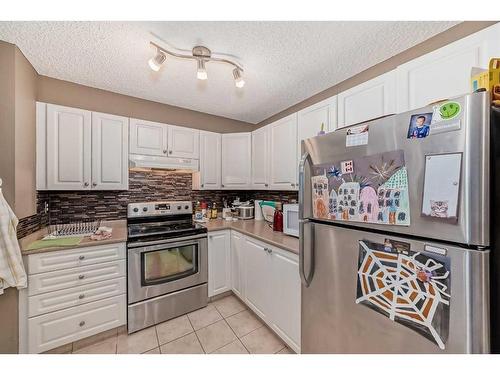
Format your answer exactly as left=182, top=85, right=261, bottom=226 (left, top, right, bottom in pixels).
left=299, top=218, right=315, bottom=287
left=299, top=150, right=314, bottom=287
left=298, top=151, right=310, bottom=221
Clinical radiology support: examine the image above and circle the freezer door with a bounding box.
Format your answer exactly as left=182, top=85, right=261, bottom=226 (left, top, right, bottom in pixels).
left=301, top=92, right=490, bottom=247
left=301, top=222, right=490, bottom=353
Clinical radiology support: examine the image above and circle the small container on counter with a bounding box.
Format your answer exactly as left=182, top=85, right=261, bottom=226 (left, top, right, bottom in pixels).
left=273, top=202, right=283, bottom=232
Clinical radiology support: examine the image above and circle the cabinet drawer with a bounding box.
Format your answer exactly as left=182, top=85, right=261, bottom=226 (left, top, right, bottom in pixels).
left=27, top=243, right=126, bottom=274
left=28, top=295, right=125, bottom=353
left=28, top=260, right=126, bottom=296
left=29, top=277, right=126, bottom=317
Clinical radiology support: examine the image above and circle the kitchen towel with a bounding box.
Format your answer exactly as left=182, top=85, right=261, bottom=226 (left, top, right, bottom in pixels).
left=26, top=237, right=83, bottom=251
left=0, top=182, right=27, bottom=295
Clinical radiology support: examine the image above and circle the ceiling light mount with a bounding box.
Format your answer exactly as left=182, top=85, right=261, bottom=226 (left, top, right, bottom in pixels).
left=149, top=41, right=245, bottom=87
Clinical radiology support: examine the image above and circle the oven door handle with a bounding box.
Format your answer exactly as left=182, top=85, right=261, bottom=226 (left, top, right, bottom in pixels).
left=127, top=233, right=208, bottom=249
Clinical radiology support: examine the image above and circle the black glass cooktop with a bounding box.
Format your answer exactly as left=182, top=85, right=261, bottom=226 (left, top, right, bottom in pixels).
left=127, top=215, right=207, bottom=242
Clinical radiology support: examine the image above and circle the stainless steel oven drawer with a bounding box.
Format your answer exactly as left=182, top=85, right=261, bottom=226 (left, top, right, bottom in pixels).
left=127, top=283, right=208, bottom=333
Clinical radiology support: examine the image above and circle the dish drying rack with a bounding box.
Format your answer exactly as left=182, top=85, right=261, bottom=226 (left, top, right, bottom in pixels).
left=43, top=220, right=101, bottom=239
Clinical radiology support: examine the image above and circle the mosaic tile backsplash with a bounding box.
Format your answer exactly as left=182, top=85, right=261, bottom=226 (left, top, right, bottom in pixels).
left=17, top=169, right=298, bottom=237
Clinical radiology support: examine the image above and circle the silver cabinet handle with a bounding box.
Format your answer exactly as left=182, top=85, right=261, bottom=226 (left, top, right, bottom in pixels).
left=78, top=294, right=85, bottom=299
left=79, top=255, right=85, bottom=260
left=267, top=248, right=273, bottom=254
left=84, top=182, right=89, bottom=187
left=78, top=274, right=85, bottom=280
left=263, top=247, right=268, bottom=252
left=201, top=184, right=204, bottom=188
left=221, top=184, right=225, bottom=188
left=169, top=150, right=173, bottom=154
left=163, top=150, right=167, bottom=154
left=79, top=321, right=85, bottom=327
left=92, top=182, right=97, bottom=187
left=291, top=183, right=295, bottom=187
left=265, top=183, right=269, bottom=187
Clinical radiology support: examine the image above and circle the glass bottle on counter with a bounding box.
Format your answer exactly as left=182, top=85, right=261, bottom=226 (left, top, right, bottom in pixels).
left=273, top=202, right=283, bottom=232
left=194, top=201, right=203, bottom=221
left=211, top=202, right=218, bottom=219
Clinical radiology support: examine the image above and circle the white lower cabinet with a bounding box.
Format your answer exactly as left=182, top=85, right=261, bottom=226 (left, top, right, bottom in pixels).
left=230, top=231, right=245, bottom=299
left=208, top=229, right=301, bottom=352
left=28, top=295, right=125, bottom=354
left=269, top=248, right=301, bottom=352
left=238, top=234, right=301, bottom=353
left=243, top=237, right=273, bottom=321
left=20, top=243, right=127, bottom=353
left=208, top=231, right=231, bottom=297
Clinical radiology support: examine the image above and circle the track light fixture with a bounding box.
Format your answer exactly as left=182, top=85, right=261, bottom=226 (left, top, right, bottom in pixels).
left=148, top=50, right=166, bottom=72
left=149, top=42, right=245, bottom=88
left=233, top=68, right=245, bottom=88
left=197, top=59, right=208, bottom=80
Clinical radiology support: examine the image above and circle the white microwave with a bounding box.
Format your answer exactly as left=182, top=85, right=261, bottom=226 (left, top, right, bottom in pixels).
left=283, top=203, right=299, bottom=237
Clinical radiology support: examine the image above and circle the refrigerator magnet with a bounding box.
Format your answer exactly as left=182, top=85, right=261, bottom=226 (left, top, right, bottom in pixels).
left=346, top=124, right=369, bottom=147
left=341, top=160, right=354, bottom=174
left=421, top=153, right=462, bottom=222
left=407, top=113, right=433, bottom=139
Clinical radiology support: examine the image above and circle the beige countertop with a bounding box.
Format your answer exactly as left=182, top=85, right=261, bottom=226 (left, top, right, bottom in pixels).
left=19, top=220, right=128, bottom=255
left=202, top=219, right=299, bottom=255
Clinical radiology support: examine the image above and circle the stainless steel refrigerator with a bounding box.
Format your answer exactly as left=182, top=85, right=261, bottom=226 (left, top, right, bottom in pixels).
left=299, top=91, right=491, bottom=354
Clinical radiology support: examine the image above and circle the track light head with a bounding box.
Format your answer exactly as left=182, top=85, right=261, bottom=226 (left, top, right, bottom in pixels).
left=197, top=59, right=208, bottom=80
left=148, top=50, right=166, bottom=71
left=233, top=68, right=245, bottom=88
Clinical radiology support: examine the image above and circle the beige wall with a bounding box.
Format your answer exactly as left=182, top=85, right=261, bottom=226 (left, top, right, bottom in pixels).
left=37, top=76, right=253, bottom=132
left=0, top=41, right=16, bottom=210
left=256, top=21, right=499, bottom=128
left=14, top=48, right=38, bottom=218
left=0, top=42, right=19, bottom=355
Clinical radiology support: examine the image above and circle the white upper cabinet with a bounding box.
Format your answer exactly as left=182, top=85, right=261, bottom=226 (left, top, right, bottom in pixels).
left=269, top=114, right=298, bottom=191
left=199, top=131, right=221, bottom=190
left=91, top=112, right=129, bottom=190
left=251, top=126, right=270, bottom=189
left=39, top=103, right=129, bottom=191
left=297, top=96, right=337, bottom=161
left=337, top=70, right=396, bottom=129
left=221, top=133, right=251, bottom=189
left=129, top=118, right=167, bottom=156
left=397, top=23, right=500, bottom=112
left=167, top=125, right=199, bottom=159
left=46, top=104, right=92, bottom=190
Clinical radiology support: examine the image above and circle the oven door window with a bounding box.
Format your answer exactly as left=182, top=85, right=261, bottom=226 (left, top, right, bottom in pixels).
left=141, top=244, right=198, bottom=286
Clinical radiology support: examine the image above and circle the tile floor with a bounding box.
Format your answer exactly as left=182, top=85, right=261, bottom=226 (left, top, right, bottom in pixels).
left=51, top=295, right=294, bottom=354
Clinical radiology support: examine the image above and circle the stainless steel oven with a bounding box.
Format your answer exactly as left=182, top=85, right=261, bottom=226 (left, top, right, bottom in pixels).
left=126, top=201, right=208, bottom=333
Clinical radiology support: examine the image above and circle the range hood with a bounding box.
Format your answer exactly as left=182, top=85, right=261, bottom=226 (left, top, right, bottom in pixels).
left=129, top=154, right=199, bottom=171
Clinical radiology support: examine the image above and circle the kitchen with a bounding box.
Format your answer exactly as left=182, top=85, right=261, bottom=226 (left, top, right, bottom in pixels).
left=1, top=10, right=500, bottom=369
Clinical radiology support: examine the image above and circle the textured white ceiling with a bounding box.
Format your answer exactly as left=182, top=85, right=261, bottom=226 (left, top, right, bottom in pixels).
left=0, top=21, right=458, bottom=124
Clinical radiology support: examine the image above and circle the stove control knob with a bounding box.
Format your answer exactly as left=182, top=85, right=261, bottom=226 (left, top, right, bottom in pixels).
left=133, top=208, right=139, bottom=213
left=143, top=207, right=148, bottom=212
left=184, top=205, right=189, bottom=210
left=177, top=205, right=181, bottom=210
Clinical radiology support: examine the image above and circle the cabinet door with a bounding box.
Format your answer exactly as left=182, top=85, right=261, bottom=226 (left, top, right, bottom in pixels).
left=230, top=231, right=245, bottom=299
left=269, top=114, right=298, bottom=191
left=167, top=125, right=200, bottom=159
left=297, top=96, right=337, bottom=164
left=270, top=248, right=301, bottom=353
left=397, top=23, right=500, bottom=112
left=129, top=118, right=167, bottom=156
left=221, top=133, right=251, bottom=189
left=208, top=231, right=231, bottom=297
left=243, top=237, right=272, bottom=320
left=337, top=70, right=396, bottom=129
left=91, top=112, right=129, bottom=190
left=46, top=104, right=92, bottom=190
left=199, top=131, right=221, bottom=190
left=251, top=126, right=270, bottom=189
